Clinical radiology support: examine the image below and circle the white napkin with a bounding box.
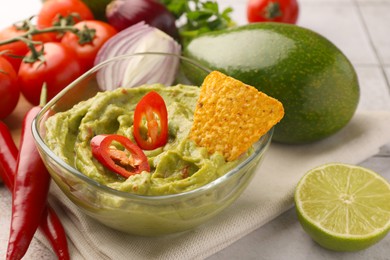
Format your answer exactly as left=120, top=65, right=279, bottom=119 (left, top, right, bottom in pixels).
left=37, top=111, right=390, bottom=260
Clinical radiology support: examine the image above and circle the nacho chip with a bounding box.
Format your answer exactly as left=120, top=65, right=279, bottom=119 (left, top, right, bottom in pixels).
left=189, top=71, right=284, bottom=161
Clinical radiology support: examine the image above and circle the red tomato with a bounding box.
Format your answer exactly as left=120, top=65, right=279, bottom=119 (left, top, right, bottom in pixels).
left=247, top=0, right=299, bottom=24
left=0, top=56, right=19, bottom=119
left=133, top=91, right=168, bottom=150
left=61, top=20, right=117, bottom=72
left=0, top=26, right=28, bottom=72
left=18, top=42, right=83, bottom=106
left=37, top=0, right=94, bottom=41
left=0, top=25, right=55, bottom=71
left=91, top=134, right=150, bottom=178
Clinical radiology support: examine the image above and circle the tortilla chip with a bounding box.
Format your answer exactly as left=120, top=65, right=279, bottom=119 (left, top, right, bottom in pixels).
left=189, top=71, right=284, bottom=161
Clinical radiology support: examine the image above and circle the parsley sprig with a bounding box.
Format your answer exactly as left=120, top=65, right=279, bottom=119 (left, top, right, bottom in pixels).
left=160, top=0, right=235, bottom=47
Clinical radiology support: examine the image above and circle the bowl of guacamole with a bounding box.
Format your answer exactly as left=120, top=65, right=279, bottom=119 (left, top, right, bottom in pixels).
left=32, top=53, right=274, bottom=236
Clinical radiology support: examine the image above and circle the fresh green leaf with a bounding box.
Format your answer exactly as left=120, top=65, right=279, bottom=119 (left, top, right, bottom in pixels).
left=159, top=0, right=235, bottom=47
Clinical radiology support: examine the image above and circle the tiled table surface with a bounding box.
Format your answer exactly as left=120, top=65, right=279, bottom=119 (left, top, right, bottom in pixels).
left=1, top=0, right=390, bottom=259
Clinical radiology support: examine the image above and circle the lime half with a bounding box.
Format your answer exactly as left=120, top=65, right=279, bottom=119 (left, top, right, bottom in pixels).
left=294, top=163, right=390, bottom=251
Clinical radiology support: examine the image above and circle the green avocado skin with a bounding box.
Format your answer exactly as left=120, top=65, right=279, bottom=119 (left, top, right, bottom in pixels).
left=183, top=23, right=360, bottom=144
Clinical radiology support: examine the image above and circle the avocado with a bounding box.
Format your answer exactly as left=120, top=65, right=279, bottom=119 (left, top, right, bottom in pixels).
left=183, top=22, right=360, bottom=144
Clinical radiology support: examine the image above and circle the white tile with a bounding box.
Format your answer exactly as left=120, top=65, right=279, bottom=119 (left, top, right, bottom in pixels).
left=298, top=1, right=378, bottom=67
left=300, top=0, right=353, bottom=3
left=217, top=1, right=247, bottom=25
left=358, top=2, right=390, bottom=65
left=219, top=0, right=247, bottom=4
left=355, top=66, right=390, bottom=111
left=357, top=0, right=390, bottom=3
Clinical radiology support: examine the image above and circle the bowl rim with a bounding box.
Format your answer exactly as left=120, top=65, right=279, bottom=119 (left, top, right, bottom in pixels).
left=32, top=52, right=273, bottom=201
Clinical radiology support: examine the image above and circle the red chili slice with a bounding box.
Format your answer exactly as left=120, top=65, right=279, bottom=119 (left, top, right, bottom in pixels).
left=133, top=91, right=168, bottom=150
left=90, top=134, right=150, bottom=178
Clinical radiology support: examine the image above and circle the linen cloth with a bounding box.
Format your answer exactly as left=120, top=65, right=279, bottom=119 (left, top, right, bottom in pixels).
left=37, top=111, right=390, bottom=260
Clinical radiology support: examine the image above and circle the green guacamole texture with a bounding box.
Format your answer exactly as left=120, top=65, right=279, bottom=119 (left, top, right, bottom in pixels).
left=44, top=84, right=244, bottom=195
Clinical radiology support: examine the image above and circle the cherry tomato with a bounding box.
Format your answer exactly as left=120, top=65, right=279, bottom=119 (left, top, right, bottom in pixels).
left=61, top=20, right=117, bottom=72
left=133, top=91, right=168, bottom=150
left=0, top=26, right=27, bottom=72
left=0, top=25, right=55, bottom=71
left=91, top=134, right=150, bottom=178
left=0, top=56, right=19, bottom=119
left=247, top=0, right=299, bottom=24
left=37, top=0, right=94, bottom=41
left=18, top=42, right=83, bottom=106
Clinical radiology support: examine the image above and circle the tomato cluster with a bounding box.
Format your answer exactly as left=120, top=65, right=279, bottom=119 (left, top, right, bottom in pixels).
left=0, top=0, right=117, bottom=117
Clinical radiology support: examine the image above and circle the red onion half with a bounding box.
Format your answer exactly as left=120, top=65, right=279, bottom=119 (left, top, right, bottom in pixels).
left=94, top=22, right=181, bottom=91
left=106, top=0, right=179, bottom=40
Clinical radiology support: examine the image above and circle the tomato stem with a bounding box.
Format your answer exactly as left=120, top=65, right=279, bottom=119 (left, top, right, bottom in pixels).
left=0, top=16, right=97, bottom=64
left=16, top=36, right=45, bottom=63
left=0, top=26, right=78, bottom=46
left=264, top=2, right=282, bottom=19
left=75, top=24, right=96, bottom=45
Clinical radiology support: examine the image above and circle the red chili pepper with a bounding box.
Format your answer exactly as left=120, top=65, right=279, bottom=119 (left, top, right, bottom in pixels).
left=0, top=121, right=69, bottom=260
left=133, top=91, right=168, bottom=150
left=91, top=134, right=150, bottom=178
left=38, top=206, right=70, bottom=260
left=4, top=106, right=58, bottom=260
left=0, top=122, right=18, bottom=189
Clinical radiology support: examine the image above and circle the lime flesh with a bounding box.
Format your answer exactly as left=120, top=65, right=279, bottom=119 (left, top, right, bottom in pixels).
left=294, top=163, right=390, bottom=251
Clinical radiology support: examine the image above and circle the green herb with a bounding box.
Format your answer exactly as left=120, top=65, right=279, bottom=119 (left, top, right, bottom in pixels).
left=160, top=0, right=235, bottom=47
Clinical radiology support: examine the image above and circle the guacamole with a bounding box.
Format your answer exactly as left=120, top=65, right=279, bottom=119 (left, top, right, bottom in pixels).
left=45, top=84, right=246, bottom=196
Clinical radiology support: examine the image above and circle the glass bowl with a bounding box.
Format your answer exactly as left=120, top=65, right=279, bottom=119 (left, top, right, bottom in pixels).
left=32, top=52, right=273, bottom=236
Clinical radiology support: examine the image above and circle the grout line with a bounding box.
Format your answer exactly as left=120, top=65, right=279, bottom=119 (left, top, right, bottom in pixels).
left=353, top=0, right=390, bottom=93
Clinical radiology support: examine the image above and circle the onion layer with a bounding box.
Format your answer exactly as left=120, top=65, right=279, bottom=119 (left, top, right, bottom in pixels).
left=94, top=22, right=182, bottom=91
